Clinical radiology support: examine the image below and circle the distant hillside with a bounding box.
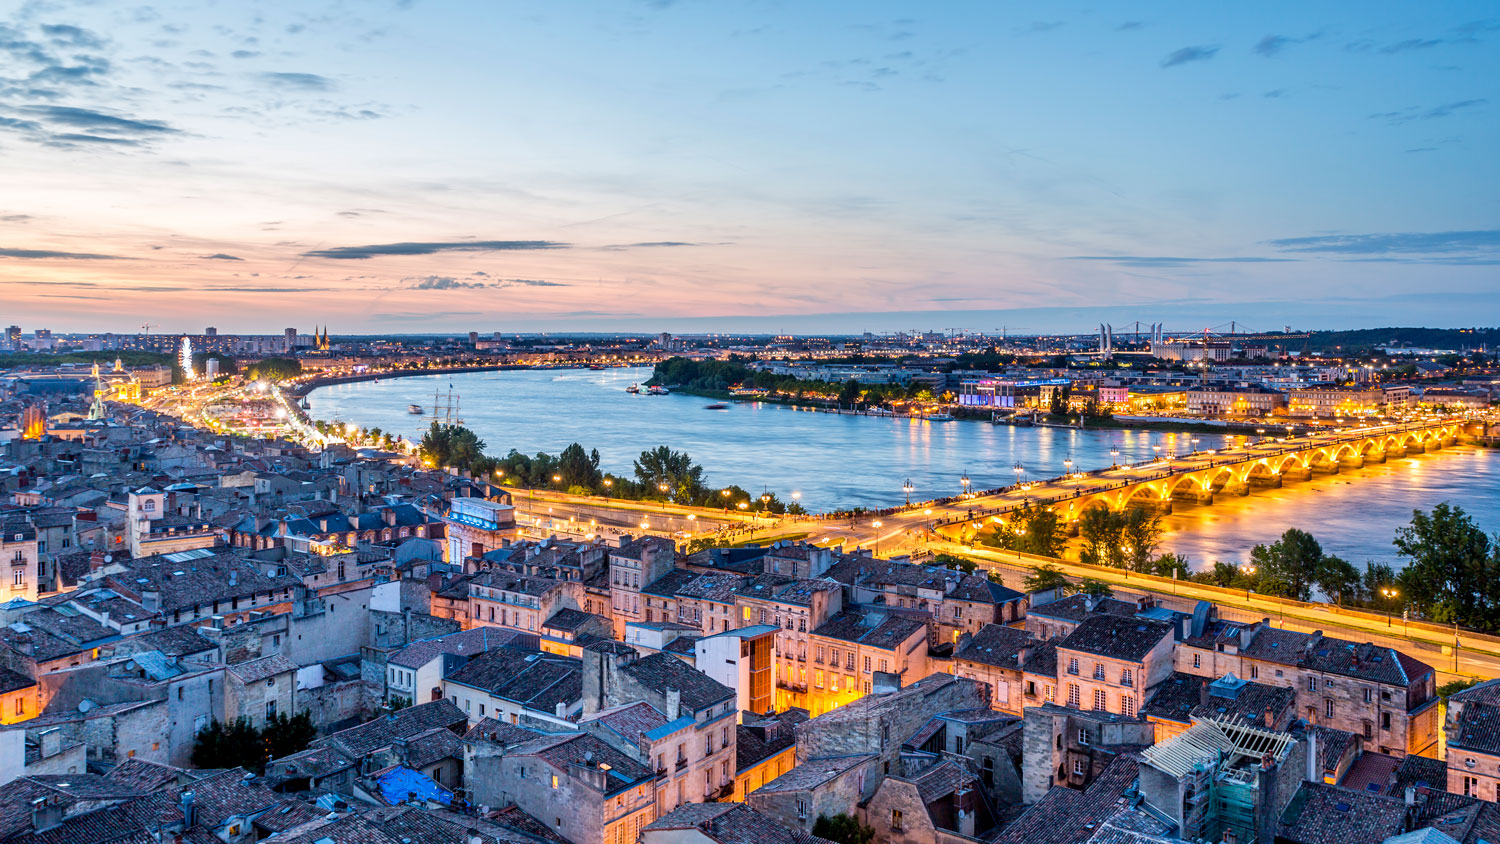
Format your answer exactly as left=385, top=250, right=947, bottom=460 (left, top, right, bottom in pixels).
left=1301, top=327, right=1498, bottom=352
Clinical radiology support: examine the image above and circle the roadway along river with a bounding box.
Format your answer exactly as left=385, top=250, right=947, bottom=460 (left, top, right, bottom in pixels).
left=307, top=366, right=1500, bottom=569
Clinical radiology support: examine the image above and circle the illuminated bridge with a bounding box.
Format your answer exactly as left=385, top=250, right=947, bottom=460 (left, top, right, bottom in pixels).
left=929, top=419, right=1473, bottom=537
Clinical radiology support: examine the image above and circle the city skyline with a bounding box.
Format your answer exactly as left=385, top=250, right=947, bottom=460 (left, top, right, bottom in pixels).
left=2, top=1, right=1498, bottom=333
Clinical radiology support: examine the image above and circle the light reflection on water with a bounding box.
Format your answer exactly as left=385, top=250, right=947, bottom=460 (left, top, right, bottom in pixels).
left=308, top=366, right=1497, bottom=568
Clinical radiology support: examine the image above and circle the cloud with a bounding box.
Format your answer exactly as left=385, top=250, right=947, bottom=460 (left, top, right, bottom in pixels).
left=1369, top=98, right=1486, bottom=125
left=0, top=247, right=127, bottom=259
left=1381, top=38, right=1445, bottom=54
left=21, top=105, right=177, bottom=135
left=0, top=214, right=33, bottom=222
left=1161, top=45, right=1218, bottom=67
left=1265, top=229, right=1500, bottom=254
left=258, top=72, right=334, bottom=90
left=405, top=275, right=567, bottom=290
left=231, top=50, right=261, bottom=59
left=304, top=240, right=567, bottom=259
left=1068, top=255, right=1295, bottom=268
left=39, top=24, right=104, bottom=49
left=200, top=253, right=243, bottom=260
left=1116, top=21, right=1144, bottom=31
left=1254, top=35, right=1292, bottom=56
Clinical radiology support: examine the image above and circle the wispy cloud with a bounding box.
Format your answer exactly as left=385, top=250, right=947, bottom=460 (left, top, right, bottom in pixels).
left=1067, top=255, right=1294, bottom=268
left=304, top=240, right=568, bottom=259
left=1161, top=45, right=1218, bottom=68
left=0, top=247, right=128, bottom=259
left=1266, top=229, right=1500, bottom=254
left=257, top=72, right=334, bottom=90
left=1369, top=99, right=1486, bottom=125
left=200, top=253, right=243, bottom=260
left=1254, top=35, right=1292, bottom=56
left=405, top=275, right=566, bottom=290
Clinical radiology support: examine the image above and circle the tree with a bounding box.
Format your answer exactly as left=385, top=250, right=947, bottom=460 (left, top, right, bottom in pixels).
left=1077, top=506, right=1124, bottom=568
left=1248, top=528, right=1325, bottom=601
left=1394, top=503, right=1497, bottom=628
left=1120, top=507, right=1164, bottom=571
left=812, top=814, right=875, bottom=844
left=838, top=379, right=862, bottom=408
left=934, top=553, right=977, bottom=575
left=1439, top=678, right=1481, bottom=699
left=1078, top=578, right=1114, bottom=599
left=1146, top=553, right=1190, bottom=580
left=557, top=443, right=602, bottom=489
left=262, top=711, right=317, bottom=762
left=986, top=503, right=1066, bottom=558
left=633, top=446, right=706, bottom=501
left=1360, top=562, right=1398, bottom=609
left=1315, top=555, right=1361, bottom=605
left=191, top=717, right=262, bottom=771
left=1023, top=564, right=1071, bottom=594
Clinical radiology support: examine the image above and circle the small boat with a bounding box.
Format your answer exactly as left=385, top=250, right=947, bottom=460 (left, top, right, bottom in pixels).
left=408, top=404, right=424, bottom=415
left=588, top=365, right=605, bottom=371
left=924, top=412, right=955, bottom=421
left=647, top=385, right=670, bottom=395
left=704, top=403, right=728, bottom=410
left=626, top=384, right=640, bottom=394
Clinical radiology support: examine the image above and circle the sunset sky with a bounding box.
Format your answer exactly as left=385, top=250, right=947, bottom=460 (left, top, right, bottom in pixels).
left=1, top=1, right=1497, bottom=335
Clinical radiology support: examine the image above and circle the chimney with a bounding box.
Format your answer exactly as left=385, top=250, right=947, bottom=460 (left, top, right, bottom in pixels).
left=1199, top=679, right=1211, bottom=707
left=31, top=796, right=64, bottom=832
left=1264, top=707, right=1276, bottom=729
left=1305, top=731, right=1319, bottom=784
left=555, top=701, right=567, bottom=718
left=38, top=728, right=61, bottom=758
left=1017, top=645, right=1032, bottom=668
left=665, top=688, right=681, bottom=721
left=180, top=790, right=195, bottom=828
left=89, top=550, right=106, bottom=572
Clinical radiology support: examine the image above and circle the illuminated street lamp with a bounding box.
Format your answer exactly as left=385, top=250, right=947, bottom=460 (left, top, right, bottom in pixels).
left=872, top=520, right=884, bottom=555
left=1109, top=447, right=1120, bottom=466
left=1382, top=587, right=1399, bottom=627
left=1012, top=463, right=1023, bottom=484
left=1242, top=564, right=1256, bottom=599
left=960, top=472, right=971, bottom=496
left=903, top=478, right=914, bottom=506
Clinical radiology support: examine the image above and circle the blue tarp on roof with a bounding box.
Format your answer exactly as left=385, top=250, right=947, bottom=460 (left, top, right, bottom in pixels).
left=375, top=765, right=453, bottom=806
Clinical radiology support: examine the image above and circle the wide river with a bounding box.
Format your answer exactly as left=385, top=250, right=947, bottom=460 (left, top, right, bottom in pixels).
left=308, top=367, right=1499, bottom=569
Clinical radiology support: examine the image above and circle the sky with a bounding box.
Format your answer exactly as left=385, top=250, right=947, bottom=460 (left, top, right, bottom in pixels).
left=0, top=0, right=1497, bottom=336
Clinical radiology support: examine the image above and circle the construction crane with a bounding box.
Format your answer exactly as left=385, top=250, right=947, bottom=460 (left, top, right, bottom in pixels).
left=140, top=323, right=157, bottom=335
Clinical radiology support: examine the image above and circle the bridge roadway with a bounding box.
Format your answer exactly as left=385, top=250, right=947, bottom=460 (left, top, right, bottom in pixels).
left=924, top=418, right=1468, bottom=537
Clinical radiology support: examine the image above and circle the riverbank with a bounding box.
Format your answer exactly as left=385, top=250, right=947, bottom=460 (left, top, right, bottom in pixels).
left=289, top=363, right=633, bottom=397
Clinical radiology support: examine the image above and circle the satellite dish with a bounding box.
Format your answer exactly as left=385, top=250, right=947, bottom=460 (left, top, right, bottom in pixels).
left=77, top=699, right=95, bottom=713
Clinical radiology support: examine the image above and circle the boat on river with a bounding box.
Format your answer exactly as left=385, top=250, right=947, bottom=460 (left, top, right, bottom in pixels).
left=408, top=404, right=423, bottom=415
left=647, top=385, right=670, bottom=395
left=923, top=411, right=955, bottom=421
left=704, top=403, right=728, bottom=410
left=626, top=384, right=640, bottom=394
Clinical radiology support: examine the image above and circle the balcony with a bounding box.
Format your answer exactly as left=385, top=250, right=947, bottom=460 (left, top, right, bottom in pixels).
left=675, top=758, right=688, bottom=773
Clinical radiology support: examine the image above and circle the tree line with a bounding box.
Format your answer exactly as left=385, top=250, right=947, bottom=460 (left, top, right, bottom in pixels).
left=420, top=423, right=804, bottom=515
left=649, top=357, right=948, bottom=406
left=986, top=497, right=1500, bottom=632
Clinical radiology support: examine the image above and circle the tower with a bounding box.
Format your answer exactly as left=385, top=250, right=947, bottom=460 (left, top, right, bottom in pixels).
left=87, top=361, right=106, bottom=421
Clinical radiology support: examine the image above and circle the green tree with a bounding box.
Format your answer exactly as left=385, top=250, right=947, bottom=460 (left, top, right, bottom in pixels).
left=1023, top=563, right=1071, bottom=594
left=633, top=445, right=706, bottom=501
left=1146, top=553, right=1191, bottom=580
left=1359, top=562, right=1398, bottom=608
left=934, top=553, right=977, bottom=575
left=1315, top=555, right=1361, bottom=605
left=1078, top=578, right=1114, bottom=599
left=1077, top=506, right=1125, bottom=568
left=811, top=814, right=875, bottom=844
left=1393, top=503, right=1497, bottom=628
left=1120, top=507, right=1164, bottom=571
left=986, top=503, right=1066, bottom=558
left=1248, top=528, right=1325, bottom=601
left=1439, top=678, right=1481, bottom=699
left=263, top=711, right=318, bottom=762
left=838, top=379, right=862, bottom=407
left=557, top=443, right=603, bottom=489
left=191, top=717, right=262, bottom=771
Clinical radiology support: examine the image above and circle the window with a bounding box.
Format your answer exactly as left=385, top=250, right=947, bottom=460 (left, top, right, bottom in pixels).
left=1325, top=699, right=1334, bottom=719
left=1067, top=684, right=1080, bottom=708
left=864, top=656, right=872, bottom=673
left=1249, top=664, right=1258, bottom=680
left=878, top=659, right=888, bottom=673
left=11, top=571, right=21, bottom=587
left=1093, top=689, right=1108, bottom=711
left=796, top=798, right=809, bottom=820
left=1464, top=776, right=1480, bottom=797
left=1192, top=653, right=1201, bottom=669
left=1382, top=712, right=1392, bottom=731
left=1120, top=669, right=1133, bottom=687
left=1072, top=759, right=1085, bottom=777
left=1363, top=688, right=1373, bottom=703
left=551, top=774, right=559, bottom=789
left=1093, top=663, right=1105, bottom=681
left=266, top=700, right=277, bottom=719
left=891, top=810, right=903, bottom=831
left=1308, top=677, right=1317, bottom=692
left=1045, top=684, right=1055, bottom=702
left=846, top=653, right=855, bottom=670
left=1068, top=658, right=1080, bottom=675
left=1122, top=695, right=1136, bottom=717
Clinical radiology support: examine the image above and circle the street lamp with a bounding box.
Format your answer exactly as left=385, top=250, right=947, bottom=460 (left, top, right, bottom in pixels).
left=1109, top=447, right=1120, bottom=466
left=903, top=478, right=914, bottom=506
left=1381, top=587, right=1399, bottom=627
left=1242, top=564, right=1256, bottom=600
left=1013, top=463, right=1023, bottom=485
left=960, top=472, right=971, bottom=496
left=872, top=520, right=883, bottom=555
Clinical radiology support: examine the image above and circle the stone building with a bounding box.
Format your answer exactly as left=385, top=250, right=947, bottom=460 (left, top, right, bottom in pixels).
left=488, top=731, right=659, bottom=844
left=1445, top=679, right=1500, bottom=801
left=1053, top=614, right=1176, bottom=719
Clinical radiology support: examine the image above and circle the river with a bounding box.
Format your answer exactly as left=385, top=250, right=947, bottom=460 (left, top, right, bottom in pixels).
left=306, top=366, right=1499, bottom=569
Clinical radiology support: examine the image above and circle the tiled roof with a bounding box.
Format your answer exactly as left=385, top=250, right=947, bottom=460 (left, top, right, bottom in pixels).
left=1057, top=615, right=1173, bottom=663
left=995, top=754, right=1142, bottom=844
left=512, top=732, right=655, bottom=793
left=1028, top=594, right=1138, bottom=622
left=445, top=649, right=581, bottom=712
left=1449, top=700, right=1500, bottom=755
left=956, top=623, right=1040, bottom=670
left=619, top=652, right=733, bottom=711
left=811, top=610, right=927, bottom=650
left=587, top=700, right=666, bottom=746
left=1277, top=782, right=1408, bottom=844
left=322, top=700, right=467, bottom=759
left=736, top=710, right=806, bottom=772
left=645, top=802, right=835, bottom=844
left=388, top=626, right=525, bottom=669
left=225, top=653, right=296, bottom=684
left=756, top=754, right=875, bottom=793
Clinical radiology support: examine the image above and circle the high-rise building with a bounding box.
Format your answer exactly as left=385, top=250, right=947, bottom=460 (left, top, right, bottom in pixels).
left=2, top=326, right=19, bottom=351
left=205, top=327, right=217, bottom=336
left=284, top=327, right=297, bottom=352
